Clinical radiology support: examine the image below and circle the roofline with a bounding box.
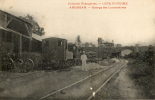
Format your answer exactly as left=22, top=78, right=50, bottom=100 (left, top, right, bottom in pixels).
left=0, top=10, right=32, bottom=26
left=32, top=33, right=42, bottom=41
left=43, top=37, right=67, bottom=40
left=0, top=26, right=32, bottom=39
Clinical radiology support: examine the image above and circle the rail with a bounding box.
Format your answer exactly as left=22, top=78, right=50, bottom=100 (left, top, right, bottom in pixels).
left=39, top=61, right=123, bottom=100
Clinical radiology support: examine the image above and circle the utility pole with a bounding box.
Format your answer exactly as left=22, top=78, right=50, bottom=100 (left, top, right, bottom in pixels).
left=98, top=38, right=102, bottom=64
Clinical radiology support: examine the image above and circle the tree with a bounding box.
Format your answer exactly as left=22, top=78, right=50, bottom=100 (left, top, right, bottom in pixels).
left=19, top=14, right=45, bottom=36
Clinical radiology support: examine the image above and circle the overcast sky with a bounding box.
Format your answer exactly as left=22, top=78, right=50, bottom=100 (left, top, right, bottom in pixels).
left=0, top=0, right=155, bottom=46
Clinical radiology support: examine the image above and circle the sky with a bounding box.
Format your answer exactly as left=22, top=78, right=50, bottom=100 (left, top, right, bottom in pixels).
left=0, top=0, right=155, bottom=46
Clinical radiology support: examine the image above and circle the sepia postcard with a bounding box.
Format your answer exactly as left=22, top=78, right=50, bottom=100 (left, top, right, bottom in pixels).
left=0, top=0, right=155, bottom=100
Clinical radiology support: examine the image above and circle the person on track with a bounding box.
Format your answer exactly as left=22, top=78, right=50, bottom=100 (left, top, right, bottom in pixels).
left=81, top=51, right=88, bottom=71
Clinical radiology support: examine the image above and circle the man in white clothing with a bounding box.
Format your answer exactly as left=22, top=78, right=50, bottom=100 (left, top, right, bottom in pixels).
left=81, top=51, right=88, bottom=71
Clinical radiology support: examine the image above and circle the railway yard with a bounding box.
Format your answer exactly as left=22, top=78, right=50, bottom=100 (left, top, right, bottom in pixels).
left=0, top=59, right=147, bottom=100
left=0, top=59, right=125, bottom=100
left=0, top=10, right=155, bottom=100
left=0, top=58, right=154, bottom=100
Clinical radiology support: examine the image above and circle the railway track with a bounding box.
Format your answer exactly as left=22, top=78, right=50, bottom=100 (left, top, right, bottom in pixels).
left=39, top=60, right=127, bottom=100
left=87, top=61, right=127, bottom=100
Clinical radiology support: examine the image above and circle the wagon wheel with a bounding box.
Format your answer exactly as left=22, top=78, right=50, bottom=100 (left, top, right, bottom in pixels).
left=66, top=60, right=73, bottom=67
left=7, top=58, right=15, bottom=72
left=24, top=58, right=34, bottom=72
left=2, top=56, right=15, bottom=72
left=15, top=59, right=24, bottom=72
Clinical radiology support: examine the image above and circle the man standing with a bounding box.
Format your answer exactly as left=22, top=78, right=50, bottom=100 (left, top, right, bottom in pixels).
left=81, top=51, right=88, bottom=71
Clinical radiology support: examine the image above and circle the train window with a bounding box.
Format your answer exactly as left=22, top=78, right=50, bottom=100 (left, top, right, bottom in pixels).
left=58, top=40, right=63, bottom=46
left=73, top=46, right=76, bottom=50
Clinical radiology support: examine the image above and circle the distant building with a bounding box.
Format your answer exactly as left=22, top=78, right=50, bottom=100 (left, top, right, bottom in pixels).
left=121, top=49, right=133, bottom=57
left=81, top=42, right=96, bottom=47
left=116, top=44, right=122, bottom=47
left=97, top=38, right=114, bottom=48
left=100, top=42, right=114, bottom=48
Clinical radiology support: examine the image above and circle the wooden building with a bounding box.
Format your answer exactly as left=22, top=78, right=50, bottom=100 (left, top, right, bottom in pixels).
left=0, top=10, right=33, bottom=56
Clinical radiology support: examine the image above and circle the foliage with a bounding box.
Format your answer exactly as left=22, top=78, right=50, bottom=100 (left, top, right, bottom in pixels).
left=19, top=14, right=45, bottom=36
left=127, top=45, right=155, bottom=98
left=127, top=59, right=155, bottom=98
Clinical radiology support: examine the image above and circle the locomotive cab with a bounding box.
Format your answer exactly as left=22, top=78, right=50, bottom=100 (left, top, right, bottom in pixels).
left=42, top=37, right=69, bottom=69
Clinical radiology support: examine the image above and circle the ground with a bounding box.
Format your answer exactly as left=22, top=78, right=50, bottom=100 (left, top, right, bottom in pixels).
left=0, top=59, right=114, bottom=100
left=93, top=59, right=155, bottom=99
left=0, top=58, right=154, bottom=100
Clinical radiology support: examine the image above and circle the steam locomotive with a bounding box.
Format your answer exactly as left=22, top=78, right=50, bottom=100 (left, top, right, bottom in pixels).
left=41, top=37, right=82, bottom=70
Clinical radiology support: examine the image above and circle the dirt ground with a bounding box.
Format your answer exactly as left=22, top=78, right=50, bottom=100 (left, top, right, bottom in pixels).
left=0, top=62, right=111, bottom=99
left=93, top=59, right=155, bottom=99
left=0, top=59, right=121, bottom=100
